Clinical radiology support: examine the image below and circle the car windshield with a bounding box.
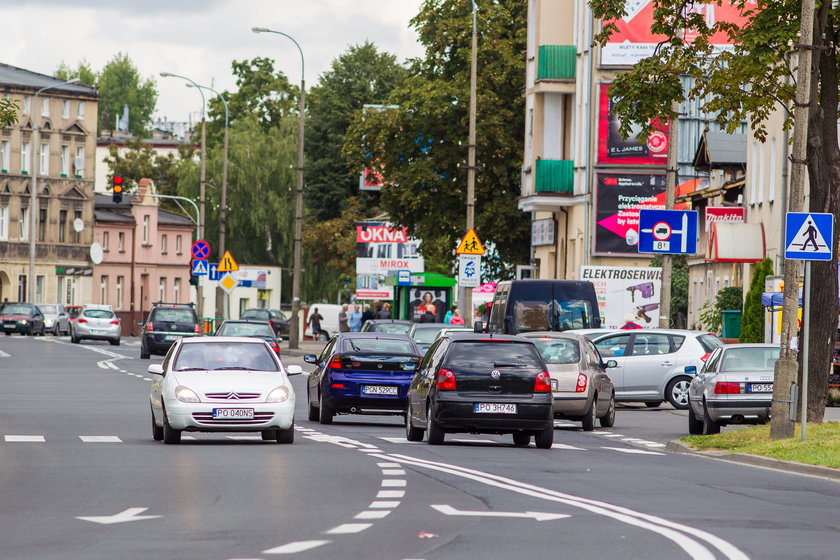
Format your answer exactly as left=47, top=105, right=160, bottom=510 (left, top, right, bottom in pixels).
left=413, top=327, right=445, bottom=344
left=174, top=342, right=278, bottom=371
left=67, top=307, right=82, bottom=318
left=344, top=338, right=415, bottom=354
left=217, top=323, right=274, bottom=338
left=446, top=342, right=544, bottom=369
left=720, top=347, right=780, bottom=372
left=84, top=309, right=115, bottom=319
left=531, top=338, right=581, bottom=364
left=242, top=309, right=269, bottom=320
left=371, top=323, right=411, bottom=334
left=153, top=308, right=195, bottom=323
left=697, top=334, right=725, bottom=353
left=38, top=305, right=58, bottom=314
left=1, top=305, right=34, bottom=315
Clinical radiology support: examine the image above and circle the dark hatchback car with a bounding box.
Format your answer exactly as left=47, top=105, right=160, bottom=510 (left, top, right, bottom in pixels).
left=361, top=319, right=411, bottom=334
left=304, top=333, right=421, bottom=424
left=405, top=334, right=555, bottom=448
left=140, top=302, right=201, bottom=359
left=0, top=303, right=46, bottom=336
left=215, top=319, right=281, bottom=355
left=241, top=308, right=289, bottom=339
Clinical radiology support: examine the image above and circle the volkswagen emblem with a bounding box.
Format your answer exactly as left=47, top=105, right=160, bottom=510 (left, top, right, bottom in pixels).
left=491, top=370, right=501, bottom=379
left=378, top=364, right=383, bottom=369
left=171, top=324, right=177, bottom=331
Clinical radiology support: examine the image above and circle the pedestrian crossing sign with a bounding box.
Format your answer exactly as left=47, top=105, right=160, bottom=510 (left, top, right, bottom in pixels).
left=218, top=250, right=240, bottom=272
left=784, top=212, right=834, bottom=261
left=456, top=228, right=485, bottom=255
left=191, top=259, right=208, bottom=276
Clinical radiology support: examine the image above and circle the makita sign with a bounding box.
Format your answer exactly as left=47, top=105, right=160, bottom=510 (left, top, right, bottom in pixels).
left=705, top=207, right=745, bottom=231
left=356, top=225, right=409, bottom=243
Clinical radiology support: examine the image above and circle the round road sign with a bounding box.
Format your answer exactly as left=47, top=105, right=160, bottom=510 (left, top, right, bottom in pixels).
left=191, top=239, right=211, bottom=260
left=652, top=222, right=672, bottom=241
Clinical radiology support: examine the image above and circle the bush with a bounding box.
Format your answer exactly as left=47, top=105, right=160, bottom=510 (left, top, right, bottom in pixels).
left=740, top=258, right=773, bottom=343
left=698, top=287, right=743, bottom=334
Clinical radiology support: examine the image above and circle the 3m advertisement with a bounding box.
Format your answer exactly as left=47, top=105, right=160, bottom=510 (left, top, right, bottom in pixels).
left=580, top=266, right=662, bottom=329
left=594, top=173, right=666, bottom=255
left=597, top=83, right=669, bottom=166
left=355, top=222, right=424, bottom=300
left=600, top=0, right=756, bottom=66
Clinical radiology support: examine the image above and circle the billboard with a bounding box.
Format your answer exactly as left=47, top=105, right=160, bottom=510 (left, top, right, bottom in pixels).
left=601, top=0, right=756, bottom=66
left=597, top=83, right=669, bottom=166
left=580, top=266, right=662, bottom=329
left=355, top=222, right=424, bottom=300
left=594, top=173, right=666, bottom=255
left=704, top=206, right=745, bottom=231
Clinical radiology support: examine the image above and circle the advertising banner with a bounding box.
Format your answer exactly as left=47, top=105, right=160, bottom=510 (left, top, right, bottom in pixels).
left=597, top=83, right=669, bottom=166
left=355, top=222, right=424, bottom=300
left=594, top=173, right=666, bottom=255
left=580, top=266, right=662, bottom=328
left=408, top=288, right=448, bottom=323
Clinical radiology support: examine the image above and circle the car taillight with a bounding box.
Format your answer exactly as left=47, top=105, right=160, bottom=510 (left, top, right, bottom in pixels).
left=145, top=322, right=153, bottom=332
left=270, top=342, right=280, bottom=354
left=437, top=368, right=457, bottom=390
left=714, top=382, right=743, bottom=394
left=575, top=373, right=587, bottom=393
left=328, top=355, right=342, bottom=369
left=700, top=353, right=711, bottom=362
left=109, top=320, right=120, bottom=325
left=534, top=371, right=552, bottom=392
left=193, top=324, right=201, bottom=335
left=77, top=318, right=87, bottom=324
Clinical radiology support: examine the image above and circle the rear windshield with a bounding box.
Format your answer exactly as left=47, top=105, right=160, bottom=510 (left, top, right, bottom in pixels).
left=175, top=342, right=278, bottom=371
left=217, top=323, right=274, bottom=338
left=343, top=338, right=416, bottom=355
left=38, top=305, right=58, bottom=314
left=370, top=323, right=411, bottom=334
left=413, top=327, right=446, bottom=344
left=1, top=304, right=34, bottom=315
left=531, top=338, right=581, bottom=364
left=242, top=309, right=270, bottom=320
left=720, top=347, right=780, bottom=372
left=67, top=307, right=82, bottom=317
left=697, top=334, right=725, bottom=353
left=84, top=309, right=115, bottom=319
left=446, top=342, right=544, bottom=369
left=153, top=308, right=196, bottom=323
left=513, top=300, right=594, bottom=332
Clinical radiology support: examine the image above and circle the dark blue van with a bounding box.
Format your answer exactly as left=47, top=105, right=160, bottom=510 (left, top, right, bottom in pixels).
left=484, top=280, right=600, bottom=334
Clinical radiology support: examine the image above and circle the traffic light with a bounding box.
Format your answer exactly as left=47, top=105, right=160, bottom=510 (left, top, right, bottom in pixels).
left=112, top=175, right=124, bottom=203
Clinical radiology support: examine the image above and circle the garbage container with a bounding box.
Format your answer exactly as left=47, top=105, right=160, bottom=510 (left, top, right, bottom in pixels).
left=721, top=310, right=742, bottom=339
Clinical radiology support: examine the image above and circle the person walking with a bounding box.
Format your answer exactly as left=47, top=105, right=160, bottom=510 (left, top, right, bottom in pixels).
left=375, top=302, right=392, bottom=319
left=444, top=305, right=456, bottom=324
left=338, top=304, right=350, bottom=333
left=449, top=308, right=465, bottom=325
left=308, top=307, right=327, bottom=340
left=349, top=304, right=363, bottom=332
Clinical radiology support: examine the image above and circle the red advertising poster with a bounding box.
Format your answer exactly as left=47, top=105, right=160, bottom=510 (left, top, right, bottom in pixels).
left=597, top=83, right=669, bottom=166
left=601, top=0, right=756, bottom=66
left=704, top=206, right=745, bottom=231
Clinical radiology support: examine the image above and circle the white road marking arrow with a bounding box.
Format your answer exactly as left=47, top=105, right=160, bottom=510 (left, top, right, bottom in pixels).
left=77, top=507, right=162, bottom=525
left=431, top=504, right=569, bottom=522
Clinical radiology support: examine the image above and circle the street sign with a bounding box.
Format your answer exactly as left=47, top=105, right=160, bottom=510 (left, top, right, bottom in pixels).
left=456, top=228, right=486, bottom=255
left=397, top=270, right=412, bottom=286
left=191, top=259, right=208, bottom=276
left=638, top=209, right=698, bottom=254
left=458, top=254, right=481, bottom=288
left=784, top=212, right=834, bottom=261
left=191, top=240, right=210, bottom=260
left=218, top=250, right=239, bottom=272
left=207, top=263, right=221, bottom=282
left=218, top=272, right=238, bottom=294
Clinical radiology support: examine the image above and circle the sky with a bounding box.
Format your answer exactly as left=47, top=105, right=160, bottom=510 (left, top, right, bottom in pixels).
left=1, top=0, right=425, bottom=123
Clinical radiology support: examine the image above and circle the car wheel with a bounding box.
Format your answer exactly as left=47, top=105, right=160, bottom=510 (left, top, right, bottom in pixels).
left=534, top=424, right=554, bottom=449
left=645, top=401, right=662, bottom=408
left=666, top=377, right=691, bottom=410
left=276, top=424, right=294, bottom=444
left=109, top=338, right=120, bottom=346
left=307, top=388, right=319, bottom=421
left=71, top=333, right=80, bottom=344
left=162, top=408, right=182, bottom=444
left=580, top=396, right=597, bottom=432
left=261, top=431, right=275, bottom=440
left=151, top=409, right=163, bottom=441
left=52, top=325, right=59, bottom=336
left=687, top=399, right=703, bottom=435
left=426, top=404, right=445, bottom=445
left=512, top=432, right=531, bottom=446
left=702, top=400, right=721, bottom=435
left=39, top=325, right=45, bottom=336
left=405, top=402, right=425, bottom=442
left=599, top=393, right=616, bottom=428
left=318, top=390, right=334, bottom=425
left=140, top=343, right=150, bottom=360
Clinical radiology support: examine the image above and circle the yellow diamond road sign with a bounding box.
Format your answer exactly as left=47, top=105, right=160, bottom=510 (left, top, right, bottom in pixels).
left=456, top=228, right=485, bottom=255
left=219, top=272, right=238, bottom=294
left=218, top=250, right=239, bottom=272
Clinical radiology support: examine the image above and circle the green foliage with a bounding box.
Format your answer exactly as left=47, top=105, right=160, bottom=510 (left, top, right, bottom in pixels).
left=0, top=97, right=19, bottom=128
left=698, top=286, right=743, bottom=335
left=103, top=139, right=195, bottom=200
left=649, top=255, right=688, bottom=327
left=97, top=53, right=158, bottom=136
left=343, top=0, right=529, bottom=276
left=740, top=258, right=772, bottom=343
left=717, top=287, right=743, bottom=312
left=54, top=60, right=98, bottom=87
left=303, top=198, right=364, bottom=299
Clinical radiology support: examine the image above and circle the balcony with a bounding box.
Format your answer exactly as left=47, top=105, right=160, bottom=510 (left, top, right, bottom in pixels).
left=535, top=159, right=574, bottom=193
left=537, top=46, right=576, bottom=81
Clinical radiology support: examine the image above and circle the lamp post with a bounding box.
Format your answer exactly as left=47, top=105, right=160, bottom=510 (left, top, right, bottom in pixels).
left=29, top=78, right=79, bottom=303
left=160, top=72, right=206, bottom=318
left=252, top=26, right=305, bottom=350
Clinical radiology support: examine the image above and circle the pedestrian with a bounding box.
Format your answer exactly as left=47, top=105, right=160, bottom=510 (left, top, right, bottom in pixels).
left=338, top=304, right=349, bottom=333
left=449, top=308, right=465, bottom=325
left=349, top=304, right=363, bottom=332
left=620, top=313, right=643, bottom=330
left=308, top=307, right=327, bottom=340
left=419, top=309, right=436, bottom=323
left=444, top=305, right=456, bottom=324
left=373, top=299, right=382, bottom=314
left=361, top=303, right=375, bottom=326
left=375, top=302, right=392, bottom=319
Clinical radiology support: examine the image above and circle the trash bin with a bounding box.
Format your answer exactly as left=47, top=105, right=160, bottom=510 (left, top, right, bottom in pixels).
left=203, top=319, right=214, bottom=334
left=721, top=310, right=741, bottom=339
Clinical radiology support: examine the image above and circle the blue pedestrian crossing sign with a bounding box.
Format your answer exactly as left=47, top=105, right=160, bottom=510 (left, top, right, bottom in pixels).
left=191, top=259, right=208, bottom=276
left=785, top=212, right=834, bottom=261
left=638, top=209, right=699, bottom=255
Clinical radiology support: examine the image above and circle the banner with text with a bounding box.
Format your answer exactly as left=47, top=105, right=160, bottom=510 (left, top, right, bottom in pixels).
left=580, top=265, right=662, bottom=328
left=356, top=222, right=424, bottom=300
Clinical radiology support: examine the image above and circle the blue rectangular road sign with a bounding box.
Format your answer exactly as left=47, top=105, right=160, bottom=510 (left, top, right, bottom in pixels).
left=638, top=209, right=699, bottom=255
left=208, top=263, right=221, bottom=281
left=191, top=259, right=208, bottom=276
left=785, top=212, right=834, bottom=261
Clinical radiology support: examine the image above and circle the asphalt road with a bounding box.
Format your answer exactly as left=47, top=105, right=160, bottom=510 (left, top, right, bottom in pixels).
left=1, top=334, right=838, bottom=560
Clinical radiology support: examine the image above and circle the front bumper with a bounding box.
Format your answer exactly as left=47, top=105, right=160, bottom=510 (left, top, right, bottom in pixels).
left=163, top=397, right=296, bottom=432
left=2, top=322, right=32, bottom=334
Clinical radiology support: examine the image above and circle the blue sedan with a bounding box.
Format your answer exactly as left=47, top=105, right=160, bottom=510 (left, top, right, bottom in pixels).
left=304, top=333, right=421, bottom=424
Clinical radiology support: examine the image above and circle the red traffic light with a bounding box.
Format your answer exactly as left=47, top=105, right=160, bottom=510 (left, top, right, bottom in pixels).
left=113, top=175, right=123, bottom=193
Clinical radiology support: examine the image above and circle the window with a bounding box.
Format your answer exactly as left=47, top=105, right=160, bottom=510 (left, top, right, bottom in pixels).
left=39, top=143, right=49, bottom=176
left=60, top=145, right=69, bottom=176
left=143, top=215, right=149, bottom=244
left=23, top=96, right=31, bottom=114
left=59, top=210, right=67, bottom=243
left=74, top=146, right=84, bottom=178
left=21, top=142, right=30, bottom=174
left=175, top=234, right=182, bottom=254
left=38, top=207, right=47, bottom=242
left=118, top=231, right=125, bottom=251
left=62, top=100, right=70, bottom=119
left=629, top=334, right=673, bottom=356
left=77, top=101, right=85, bottom=119
left=0, top=206, right=8, bottom=240
left=36, top=276, right=45, bottom=303
left=102, top=231, right=109, bottom=251
left=73, top=210, right=81, bottom=243
left=173, top=278, right=181, bottom=303
left=19, top=207, right=29, bottom=240
left=161, top=234, right=168, bottom=254
left=41, top=97, right=49, bottom=117
left=159, top=277, right=166, bottom=301
left=594, top=334, right=631, bottom=358
left=100, top=276, right=108, bottom=305
left=1, top=140, right=9, bottom=171
left=116, top=276, right=124, bottom=310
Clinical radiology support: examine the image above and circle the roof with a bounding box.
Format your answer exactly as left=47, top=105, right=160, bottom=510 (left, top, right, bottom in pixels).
left=693, top=131, right=747, bottom=169
left=94, top=193, right=193, bottom=226
left=157, top=209, right=193, bottom=227
left=0, top=63, right=97, bottom=97
left=94, top=209, right=134, bottom=224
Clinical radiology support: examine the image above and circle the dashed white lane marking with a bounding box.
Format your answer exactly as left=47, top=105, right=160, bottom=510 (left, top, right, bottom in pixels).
left=226, top=435, right=262, bottom=441
left=621, top=438, right=647, bottom=442
left=355, top=510, right=391, bottom=519
left=601, top=434, right=626, bottom=438
left=551, top=443, right=585, bottom=450
left=601, top=447, right=665, bottom=455
left=377, top=490, right=405, bottom=499
left=325, top=523, right=372, bottom=534
left=369, top=501, right=400, bottom=509
left=382, top=469, right=406, bottom=476
left=452, top=438, right=496, bottom=443
left=5, top=435, right=45, bottom=442
left=0, top=350, right=10, bottom=357
left=379, top=436, right=422, bottom=444
left=263, top=540, right=331, bottom=554
left=80, top=436, right=122, bottom=443
left=381, top=479, right=407, bottom=487
left=377, top=462, right=401, bottom=468
left=645, top=443, right=667, bottom=448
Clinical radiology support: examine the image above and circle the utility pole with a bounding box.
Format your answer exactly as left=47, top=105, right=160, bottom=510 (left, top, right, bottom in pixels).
left=771, top=0, right=816, bottom=439
left=462, top=0, right=479, bottom=327
left=659, top=101, right=680, bottom=328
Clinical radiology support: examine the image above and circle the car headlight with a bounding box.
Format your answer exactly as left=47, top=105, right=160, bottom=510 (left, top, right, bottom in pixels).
left=174, top=386, right=200, bottom=403
left=266, top=386, right=290, bottom=403
left=18, top=319, right=28, bottom=325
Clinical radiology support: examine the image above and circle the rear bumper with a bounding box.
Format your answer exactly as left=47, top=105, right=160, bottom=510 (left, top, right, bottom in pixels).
left=144, top=332, right=198, bottom=353
left=432, top=395, right=553, bottom=433
left=552, top=393, right=591, bottom=417
left=706, top=399, right=771, bottom=422
left=75, top=325, right=121, bottom=340
left=322, top=371, right=413, bottom=413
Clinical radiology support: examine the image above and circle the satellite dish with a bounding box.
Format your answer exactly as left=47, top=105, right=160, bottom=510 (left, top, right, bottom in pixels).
left=90, top=242, right=103, bottom=265
left=73, top=218, right=85, bottom=232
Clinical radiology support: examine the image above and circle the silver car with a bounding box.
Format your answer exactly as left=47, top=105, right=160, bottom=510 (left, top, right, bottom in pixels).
left=71, top=305, right=121, bottom=346
left=37, top=303, right=70, bottom=336
left=687, top=343, right=779, bottom=435
left=591, top=329, right=724, bottom=409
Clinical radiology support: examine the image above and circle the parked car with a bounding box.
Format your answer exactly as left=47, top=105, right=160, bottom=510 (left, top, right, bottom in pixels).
left=140, top=302, right=201, bottom=359
left=240, top=308, right=289, bottom=340
left=215, top=319, right=280, bottom=355
left=361, top=319, right=412, bottom=334
left=404, top=333, right=555, bottom=448
left=37, top=303, right=70, bottom=336
left=433, top=326, right=474, bottom=341
left=148, top=337, right=302, bottom=444
left=590, top=329, right=723, bottom=409
left=687, top=343, right=780, bottom=435
left=66, top=305, right=83, bottom=327
left=406, top=322, right=450, bottom=355
left=71, top=304, right=121, bottom=345
left=0, top=302, right=45, bottom=336
left=304, top=333, right=421, bottom=424
left=519, top=332, right=617, bottom=430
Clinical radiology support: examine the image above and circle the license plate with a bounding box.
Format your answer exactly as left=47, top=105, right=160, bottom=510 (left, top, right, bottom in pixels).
left=212, top=408, right=254, bottom=419
left=474, top=403, right=517, bottom=414
left=550, top=379, right=558, bottom=391
left=362, top=385, right=398, bottom=396
left=165, top=335, right=183, bottom=341
left=747, top=383, right=773, bottom=393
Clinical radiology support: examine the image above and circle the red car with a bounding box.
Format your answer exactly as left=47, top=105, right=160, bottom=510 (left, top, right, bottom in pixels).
left=0, top=302, right=46, bottom=336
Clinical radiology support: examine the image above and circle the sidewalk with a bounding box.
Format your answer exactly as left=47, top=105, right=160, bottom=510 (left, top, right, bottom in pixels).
left=281, top=340, right=328, bottom=358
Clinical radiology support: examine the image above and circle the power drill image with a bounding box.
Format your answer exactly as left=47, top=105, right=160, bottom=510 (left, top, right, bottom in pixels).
left=627, top=282, right=655, bottom=302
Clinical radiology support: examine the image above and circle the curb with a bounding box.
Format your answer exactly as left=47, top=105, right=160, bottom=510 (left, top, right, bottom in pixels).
left=667, top=439, right=840, bottom=482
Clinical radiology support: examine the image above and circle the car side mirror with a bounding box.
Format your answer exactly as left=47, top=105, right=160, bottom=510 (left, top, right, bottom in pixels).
left=684, top=365, right=697, bottom=375
left=473, top=321, right=483, bottom=333
left=147, top=364, right=164, bottom=375
left=605, top=360, right=618, bottom=368
left=303, top=354, right=318, bottom=364
left=286, top=365, right=303, bottom=376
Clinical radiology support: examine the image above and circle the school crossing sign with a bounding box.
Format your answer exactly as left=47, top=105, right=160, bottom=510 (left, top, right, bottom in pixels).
left=784, top=212, right=834, bottom=261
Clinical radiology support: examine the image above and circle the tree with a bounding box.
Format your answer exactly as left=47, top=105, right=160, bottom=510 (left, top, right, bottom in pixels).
left=344, top=0, right=529, bottom=275
left=650, top=255, right=688, bottom=328
left=0, top=97, right=18, bottom=128
left=306, top=42, right=406, bottom=221
left=589, top=0, right=837, bottom=421
left=54, top=60, right=98, bottom=87
left=103, top=139, right=195, bottom=200
left=97, top=53, right=158, bottom=136
left=302, top=197, right=363, bottom=300
left=741, top=259, right=772, bottom=343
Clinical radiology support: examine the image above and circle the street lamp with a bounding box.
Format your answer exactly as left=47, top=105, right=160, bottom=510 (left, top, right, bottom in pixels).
left=252, top=26, right=306, bottom=350
left=159, top=71, right=207, bottom=318
left=29, top=77, right=79, bottom=303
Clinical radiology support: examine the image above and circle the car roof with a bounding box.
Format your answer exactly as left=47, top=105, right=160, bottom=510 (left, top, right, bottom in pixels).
left=519, top=331, right=585, bottom=341
left=411, top=322, right=450, bottom=328
left=591, top=329, right=715, bottom=338
left=443, top=333, right=534, bottom=343
left=368, top=319, right=411, bottom=324
left=220, top=319, right=270, bottom=324
left=181, top=336, right=268, bottom=344
left=83, top=304, right=112, bottom=310
left=337, top=332, right=414, bottom=340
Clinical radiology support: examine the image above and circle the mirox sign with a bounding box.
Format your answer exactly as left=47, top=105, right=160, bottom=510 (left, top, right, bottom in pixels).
left=356, top=222, right=424, bottom=300
left=597, top=83, right=668, bottom=166
left=704, top=207, right=745, bottom=231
